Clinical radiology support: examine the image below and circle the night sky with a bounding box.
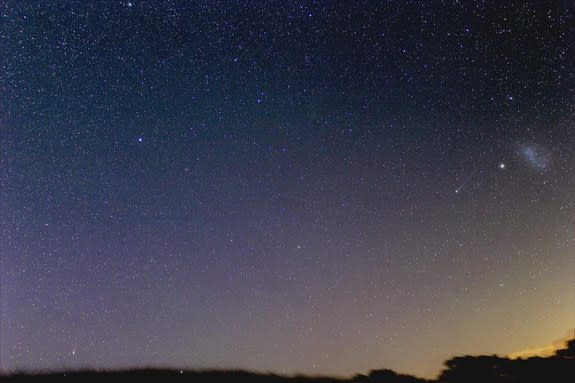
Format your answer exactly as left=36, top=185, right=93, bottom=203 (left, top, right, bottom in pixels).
left=1, top=0, right=574, bottom=379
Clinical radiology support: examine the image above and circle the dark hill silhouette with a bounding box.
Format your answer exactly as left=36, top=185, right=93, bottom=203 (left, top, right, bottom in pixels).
left=1, top=335, right=574, bottom=383
left=437, top=335, right=575, bottom=383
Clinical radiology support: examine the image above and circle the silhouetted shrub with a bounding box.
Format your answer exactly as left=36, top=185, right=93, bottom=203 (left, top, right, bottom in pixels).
left=438, top=338, right=575, bottom=383
left=556, top=338, right=575, bottom=359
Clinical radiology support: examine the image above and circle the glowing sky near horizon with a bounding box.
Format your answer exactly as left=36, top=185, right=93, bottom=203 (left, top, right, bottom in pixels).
left=1, top=1, right=574, bottom=379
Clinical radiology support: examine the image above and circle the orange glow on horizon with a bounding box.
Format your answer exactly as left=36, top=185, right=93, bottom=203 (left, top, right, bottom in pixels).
left=508, top=344, right=558, bottom=359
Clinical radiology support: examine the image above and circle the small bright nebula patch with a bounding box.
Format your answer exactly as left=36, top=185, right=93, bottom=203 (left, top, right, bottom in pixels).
left=519, top=144, right=550, bottom=170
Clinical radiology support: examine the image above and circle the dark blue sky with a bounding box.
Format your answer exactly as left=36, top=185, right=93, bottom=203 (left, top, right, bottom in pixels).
left=1, top=1, right=574, bottom=378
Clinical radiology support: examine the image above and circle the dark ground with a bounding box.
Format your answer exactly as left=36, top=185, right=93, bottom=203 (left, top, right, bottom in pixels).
left=2, top=338, right=574, bottom=383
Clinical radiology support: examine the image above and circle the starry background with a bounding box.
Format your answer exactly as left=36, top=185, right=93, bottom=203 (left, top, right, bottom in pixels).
left=1, top=0, right=574, bottom=379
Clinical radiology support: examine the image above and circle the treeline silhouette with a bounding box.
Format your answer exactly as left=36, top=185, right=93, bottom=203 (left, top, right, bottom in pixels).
left=1, top=337, right=573, bottom=383
left=436, top=336, right=575, bottom=383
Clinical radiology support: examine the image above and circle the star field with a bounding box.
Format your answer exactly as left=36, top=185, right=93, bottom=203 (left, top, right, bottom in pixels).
left=1, top=1, right=574, bottom=379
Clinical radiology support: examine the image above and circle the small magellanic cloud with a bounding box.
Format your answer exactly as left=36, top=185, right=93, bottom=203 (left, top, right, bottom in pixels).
left=518, top=144, right=551, bottom=171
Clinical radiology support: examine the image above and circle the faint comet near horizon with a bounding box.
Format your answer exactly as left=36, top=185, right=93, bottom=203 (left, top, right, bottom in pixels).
left=455, top=163, right=506, bottom=193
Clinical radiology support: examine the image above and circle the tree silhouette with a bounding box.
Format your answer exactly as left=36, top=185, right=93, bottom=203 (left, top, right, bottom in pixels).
left=555, top=338, right=575, bottom=359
